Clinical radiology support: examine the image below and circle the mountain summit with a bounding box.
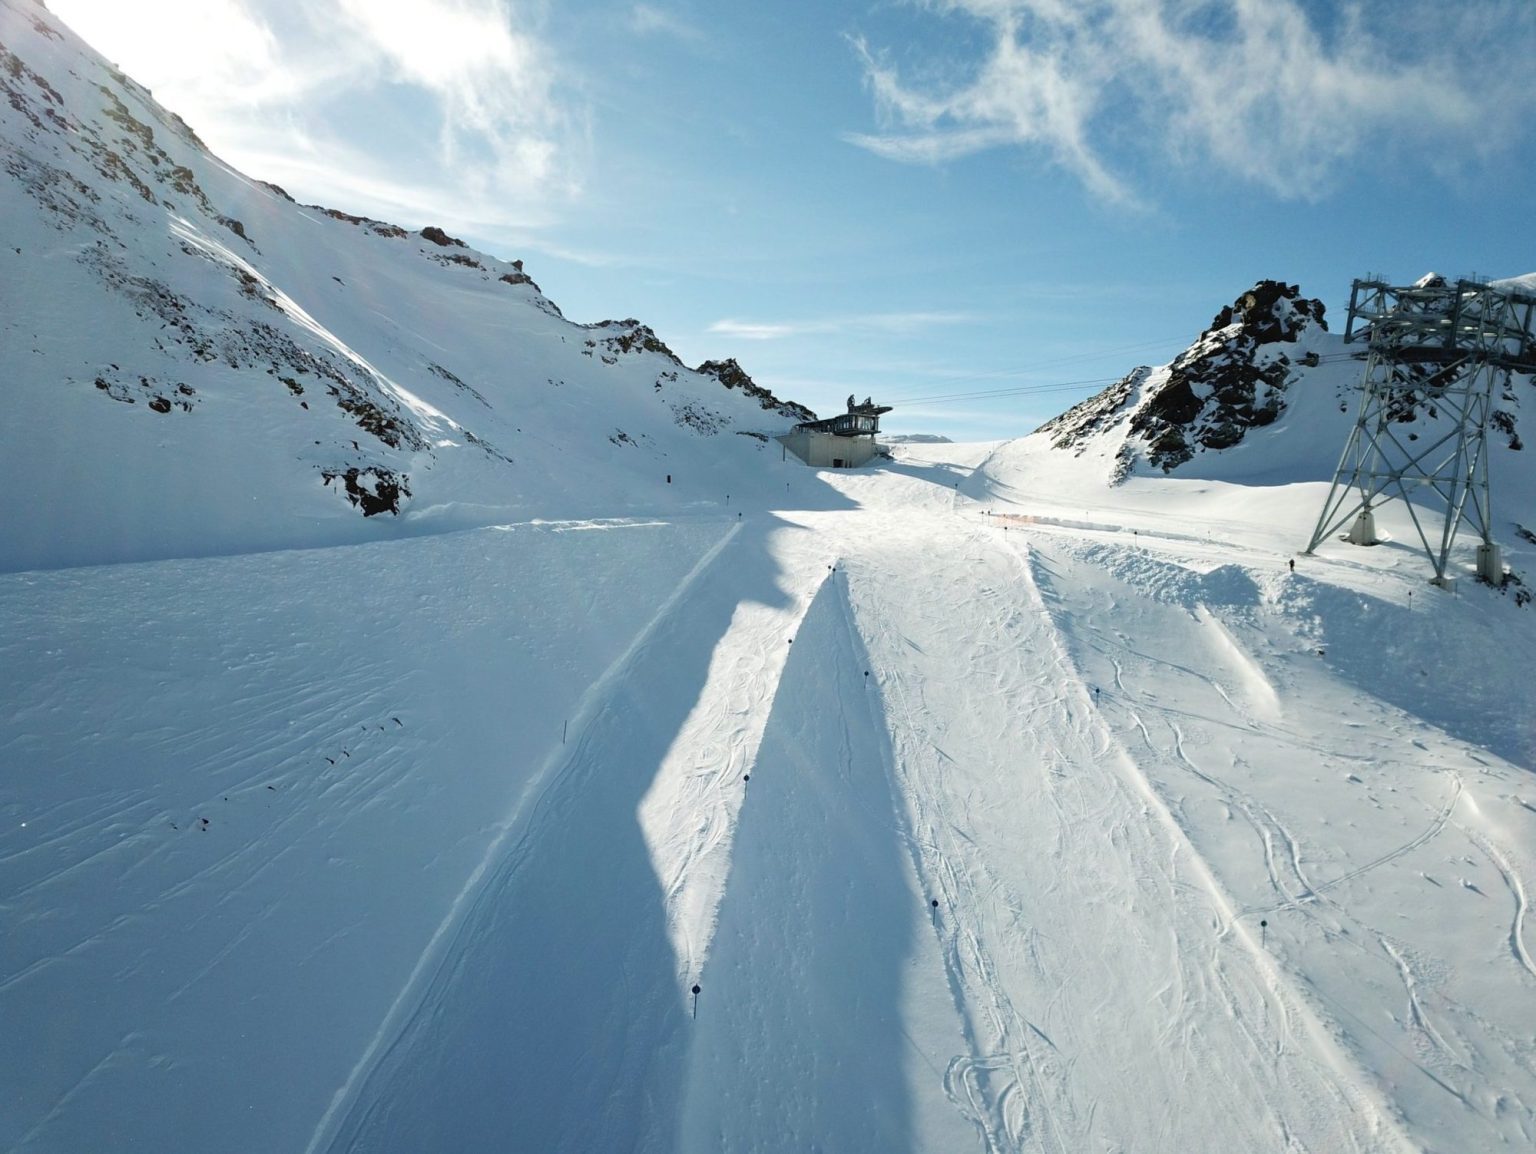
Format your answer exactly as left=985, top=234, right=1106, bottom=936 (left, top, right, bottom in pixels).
left=1039, top=280, right=1335, bottom=479
left=1034, top=277, right=1534, bottom=497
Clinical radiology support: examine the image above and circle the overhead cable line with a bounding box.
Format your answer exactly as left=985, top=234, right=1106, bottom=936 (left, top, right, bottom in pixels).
left=896, top=377, right=1122, bottom=408
left=878, top=335, right=1189, bottom=403
left=892, top=346, right=1368, bottom=409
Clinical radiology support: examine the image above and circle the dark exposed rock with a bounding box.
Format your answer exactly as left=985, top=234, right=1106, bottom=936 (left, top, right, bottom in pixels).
left=1492, top=409, right=1523, bottom=450
left=1036, top=367, right=1147, bottom=454
left=696, top=358, right=815, bottom=423
left=321, top=467, right=409, bottom=516
left=420, top=225, right=465, bottom=248
left=671, top=402, right=729, bottom=435
left=426, top=361, right=489, bottom=406
left=1045, top=280, right=1328, bottom=475
left=92, top=86, right=223, bottom=216
left=463, top=429, right=512, bottom=464
left=91, top=369, right=195, bottom=410
left=313, top=206, right=407, bottom=238
left=29, top=14, right=62, bottom=42
left=586, top=319, right=682, bottom=364
left=1205, top=279, right=1327, bottom=342
left=328, top=387, right=411, bottom=449
left=97, top=85, right=154, bottom=150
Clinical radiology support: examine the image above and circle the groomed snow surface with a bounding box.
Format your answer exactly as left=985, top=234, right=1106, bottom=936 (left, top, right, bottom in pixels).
left=4, top=443, right=1536, bottom=1154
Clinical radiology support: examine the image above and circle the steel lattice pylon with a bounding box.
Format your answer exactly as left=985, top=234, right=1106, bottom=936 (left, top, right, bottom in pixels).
left=1305, top=277, right=1536, bottom=585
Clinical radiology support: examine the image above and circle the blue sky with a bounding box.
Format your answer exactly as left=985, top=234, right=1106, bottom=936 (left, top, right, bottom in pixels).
left=47, top=0, right=1536, bottom=440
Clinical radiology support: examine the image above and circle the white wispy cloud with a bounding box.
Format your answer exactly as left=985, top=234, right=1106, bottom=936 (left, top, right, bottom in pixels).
left=709, top=320, right=801, bottom=341
left=50, top=0, right=583, bottom=228
left=709, top=311, right=981, bottom=341
left=628, top=4, right=706, bottom=46
left=847, top=0, right=1534, bottom=202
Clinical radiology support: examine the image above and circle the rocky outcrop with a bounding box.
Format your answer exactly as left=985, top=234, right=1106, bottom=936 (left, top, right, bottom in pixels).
left=1130, top=281, right=1326, bottom=472
left=1037, top=367, right=1148, bottom=459
left=321, top=466, right=410, bottom=516
left=696, top=358, right=815, bottom=423
left=584, top=319, right=684, bottom=364
left=420, top=225, right=466, bottom=248
left=1040, top=281, right=1329, bottom=476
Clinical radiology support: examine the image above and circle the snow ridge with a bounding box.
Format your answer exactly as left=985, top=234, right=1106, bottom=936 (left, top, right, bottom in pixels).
left=307, top=520, right=746, bottom=1154
left=0, top=0, right=817, bottom=572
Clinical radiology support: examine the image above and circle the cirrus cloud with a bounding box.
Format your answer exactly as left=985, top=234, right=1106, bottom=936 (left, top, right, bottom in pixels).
left=48, top=0, right=584, bottom=229
left=847, top=0, right=1535, bottom=203
left=708, top=311, right=981, bottom=341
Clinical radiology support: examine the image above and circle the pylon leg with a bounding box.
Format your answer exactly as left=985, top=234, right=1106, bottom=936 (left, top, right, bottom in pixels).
left=1345, top=509, right=1377, bottom=545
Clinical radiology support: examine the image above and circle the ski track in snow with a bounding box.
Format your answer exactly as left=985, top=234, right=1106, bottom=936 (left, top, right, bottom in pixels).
left=5, top=454, right=1536, bottom=1152
left=306, top=519, right=754, bottom=1154
left=1007, top=518, right=1536, bottom=1148
left=6, top=9, right=1536, bottom=1141
left=1459, top=825, right=1536, bottom=983
left=845, top=516, right=1409, bottom=1152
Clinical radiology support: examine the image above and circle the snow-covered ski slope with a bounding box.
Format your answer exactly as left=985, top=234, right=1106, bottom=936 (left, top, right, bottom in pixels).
left=5, top=435, right=1535, bottom=1154
left=6, top=3, right=1536, bottom=1151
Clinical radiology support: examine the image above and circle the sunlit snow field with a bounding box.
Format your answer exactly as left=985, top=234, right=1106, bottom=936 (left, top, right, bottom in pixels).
left=3, top=6, right=1535, bottom=1147
left=4, top=442, right=1534, bottom=1154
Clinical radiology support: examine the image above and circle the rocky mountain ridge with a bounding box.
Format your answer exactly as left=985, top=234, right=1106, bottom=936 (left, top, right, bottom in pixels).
left=0, top=0, right=815, bottom=570
left=1040, top=280, right=1335, bottom=479
left=1038, top=277, right=1532, bottom=486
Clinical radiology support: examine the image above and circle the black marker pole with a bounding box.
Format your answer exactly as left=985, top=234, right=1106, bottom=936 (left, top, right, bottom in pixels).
left=691, top=984, right=701, bottom=1019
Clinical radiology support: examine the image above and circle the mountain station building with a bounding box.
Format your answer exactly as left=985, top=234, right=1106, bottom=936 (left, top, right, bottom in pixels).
left=778, top=396, right=893, bottom=468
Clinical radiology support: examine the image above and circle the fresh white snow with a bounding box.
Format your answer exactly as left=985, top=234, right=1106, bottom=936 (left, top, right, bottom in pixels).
left=5, top=443, right=1535, bottom=1152
left=4, top=3, right=1536, bottom=1151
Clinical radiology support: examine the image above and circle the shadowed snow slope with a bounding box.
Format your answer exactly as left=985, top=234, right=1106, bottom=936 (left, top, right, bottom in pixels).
left=5, top=4, right=1536, bottom=1152
left=6, top=438, right=1535, bottom=1153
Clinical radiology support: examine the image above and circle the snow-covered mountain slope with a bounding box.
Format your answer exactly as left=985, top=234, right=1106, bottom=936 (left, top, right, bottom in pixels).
left=5, top=4, right=1536, bottom=1153
left=0, top=0, right=818, bottom=573
left=1042, top=280, right=1338, bottom=479
left=1036, top=278, right=1536, bottom=499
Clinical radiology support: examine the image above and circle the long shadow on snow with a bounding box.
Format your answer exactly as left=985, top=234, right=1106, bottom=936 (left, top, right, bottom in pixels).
left=877, top=455, right=976, bottom=494
left=324, top=515, right=809, bottom=1154
left=676, top=575, right=924, bottom=1153
left=1274, top=574, right=1536, bottom=771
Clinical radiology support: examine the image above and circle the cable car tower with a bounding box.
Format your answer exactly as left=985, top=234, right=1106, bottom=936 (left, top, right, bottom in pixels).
left=1305, top=276, right=1536, bottom=586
